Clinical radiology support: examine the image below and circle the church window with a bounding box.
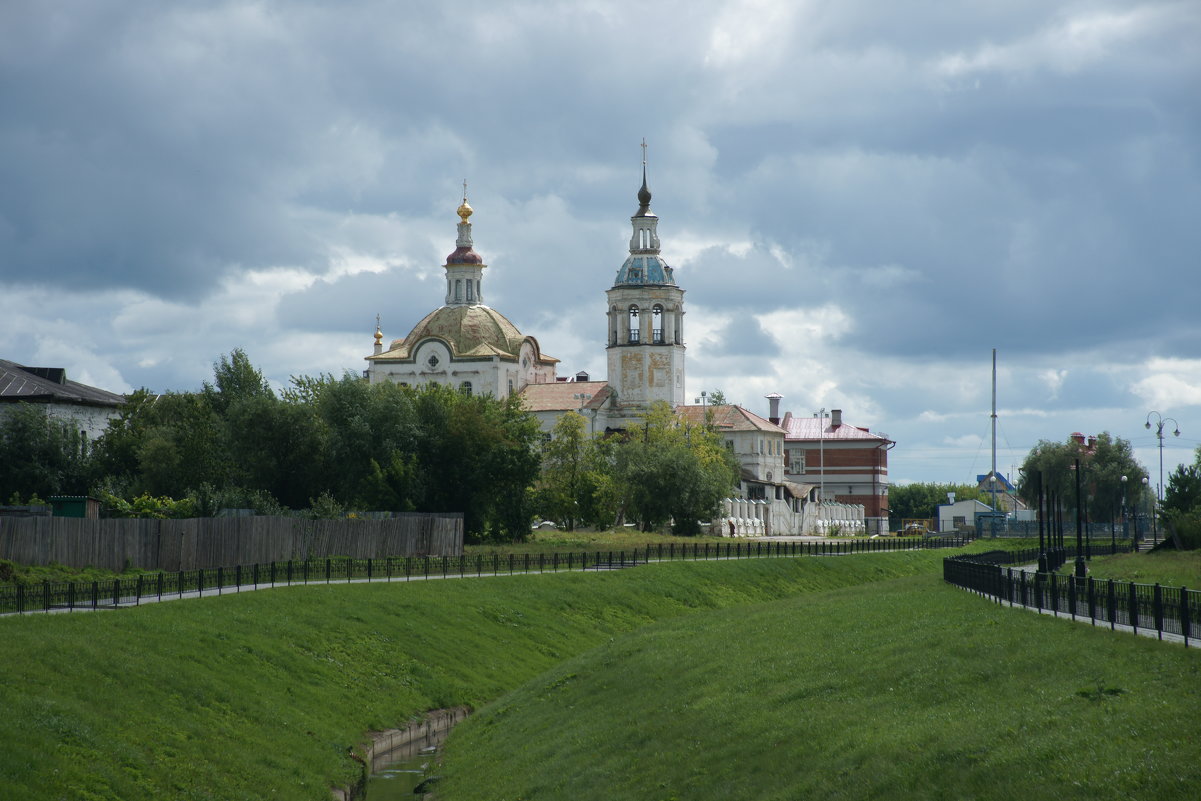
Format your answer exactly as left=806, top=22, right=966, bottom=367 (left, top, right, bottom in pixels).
left=460, top=381, right=472, bottom=396
left=427, top=354, right=439, bottom=369
left=652, top=305, right=664, bottom=344
left=628, top=306, right=640, bottom=343
left=466, top=280, right=474, bottom=301
left=455, top=280, right=462, bottom=301
left=508, top=379, right=514, bottom=395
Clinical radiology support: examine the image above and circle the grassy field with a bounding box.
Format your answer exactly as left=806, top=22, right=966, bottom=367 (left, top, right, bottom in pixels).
left=438, top=574, right=1201, bottom=801
left=0, top=551, right=944, bottom=800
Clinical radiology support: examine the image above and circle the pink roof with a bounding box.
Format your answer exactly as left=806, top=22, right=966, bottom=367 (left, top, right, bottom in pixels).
left=781, top=413, right=892, bottom=443
left=518, top=381, right=612, bottom=412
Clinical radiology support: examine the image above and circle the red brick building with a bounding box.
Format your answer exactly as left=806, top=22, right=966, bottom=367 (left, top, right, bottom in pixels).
left=778, top=408, right=894, bottom=535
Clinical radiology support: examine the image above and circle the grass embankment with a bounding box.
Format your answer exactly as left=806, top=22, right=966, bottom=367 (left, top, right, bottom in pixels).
left=1060, top=550, right=1201, bottom=587
left=0, top=552, right=942, bottom=800
left=439, top=574, right=1201, bottom=801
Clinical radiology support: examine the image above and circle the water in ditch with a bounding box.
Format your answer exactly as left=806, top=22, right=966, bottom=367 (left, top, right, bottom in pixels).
left=365, top=749, right=436, bottom=799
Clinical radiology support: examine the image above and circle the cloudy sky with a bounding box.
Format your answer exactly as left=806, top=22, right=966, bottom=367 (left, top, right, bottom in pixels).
left=2, top=0, right=1199, bottom=490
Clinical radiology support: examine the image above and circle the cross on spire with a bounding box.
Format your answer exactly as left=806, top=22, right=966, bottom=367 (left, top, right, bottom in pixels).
left=462, top=179, right=468, bottom=202
left=640, top=138, right=647, bottom=167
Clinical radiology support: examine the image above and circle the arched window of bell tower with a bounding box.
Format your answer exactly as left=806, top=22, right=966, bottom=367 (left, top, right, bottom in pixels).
left=455, top=280, right=462, bottom=301
left=628, top=305, right=641, bottom=344
left=466, top=280, right=474, bottom=301
left=652, top=305, right=664, bottom=344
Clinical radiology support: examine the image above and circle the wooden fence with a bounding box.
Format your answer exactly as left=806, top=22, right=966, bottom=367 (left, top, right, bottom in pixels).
left=0, top=514, right=463, bottom=572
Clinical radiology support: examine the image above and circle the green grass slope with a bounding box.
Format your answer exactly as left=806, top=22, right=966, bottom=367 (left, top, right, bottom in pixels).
left=0, top=552, right=940, bottom=800
left=439, top=576, right=1201, bottom=801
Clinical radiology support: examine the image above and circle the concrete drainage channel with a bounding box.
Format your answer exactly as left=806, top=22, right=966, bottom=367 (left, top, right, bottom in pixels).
left=334, top=706, right=471, bottom=800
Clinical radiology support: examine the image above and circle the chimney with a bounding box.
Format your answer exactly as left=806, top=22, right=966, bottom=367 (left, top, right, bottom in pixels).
left=947, top=492, right=956, bottom=505
left=1071, top=432, right=1085, bottom=446
left=831, top=409, right=843, bottom=428
left=765, top=393, right=782, bottom=424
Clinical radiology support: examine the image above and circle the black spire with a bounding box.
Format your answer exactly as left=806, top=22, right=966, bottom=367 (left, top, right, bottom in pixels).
left=636, top=138, right=652, bottom=216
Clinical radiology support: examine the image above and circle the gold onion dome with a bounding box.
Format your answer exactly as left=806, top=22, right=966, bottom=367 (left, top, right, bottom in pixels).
left=457, top=198, right=473, bottom=223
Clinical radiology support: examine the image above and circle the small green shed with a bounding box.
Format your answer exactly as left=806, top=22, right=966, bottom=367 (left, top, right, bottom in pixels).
left=49, top=495, right=101, bottom=519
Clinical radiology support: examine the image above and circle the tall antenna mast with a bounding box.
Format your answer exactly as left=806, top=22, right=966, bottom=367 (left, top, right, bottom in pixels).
left=991, top=348, right=998, bottom=514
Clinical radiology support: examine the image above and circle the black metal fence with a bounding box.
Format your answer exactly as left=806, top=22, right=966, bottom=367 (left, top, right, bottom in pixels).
left=944, top=551, right=1198, bottom=647
left=2, top=535, right=972, bottom=615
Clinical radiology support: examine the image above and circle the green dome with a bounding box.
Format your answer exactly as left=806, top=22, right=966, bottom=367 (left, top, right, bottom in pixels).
left=390, top=305, right=526, bottom=359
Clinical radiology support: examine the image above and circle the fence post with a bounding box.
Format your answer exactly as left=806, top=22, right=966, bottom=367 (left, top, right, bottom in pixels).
left=136, top=575, right=144, bottom=606
left=92, top=580, right=99, bottom=611
left=1087, top=577, right=1096, bottom=626
left=1108, top=580, right=1116, bottom=630
left=1068, top=575, right=1076, bottom=620
left=1153, top=584, right=1163, bottom=641
left=114, top=578, right=121, bottom=608
left=1182, top=587, right=1191, bottom=648
left=1049, top=573, right=1058, bottom=614
left=67, top=581, right=75, bottom=612
left=217, top=566, right=224, bottom=596
left=43, top=580, right=51, bottom=613
left=1129, top=582, right=1139, bottom=634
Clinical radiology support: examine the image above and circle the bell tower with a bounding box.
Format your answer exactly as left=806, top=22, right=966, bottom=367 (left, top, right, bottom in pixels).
left=605, top=143, right=686, bottom=415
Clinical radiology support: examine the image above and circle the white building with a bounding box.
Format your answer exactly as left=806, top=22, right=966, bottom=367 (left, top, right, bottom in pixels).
left=0, top=359, right=124, bottom=440
left=365, top=194, right=558, bottom=396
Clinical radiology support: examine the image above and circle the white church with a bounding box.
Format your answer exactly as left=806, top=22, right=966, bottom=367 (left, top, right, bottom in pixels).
left=365, top=160, right=871, bottom=537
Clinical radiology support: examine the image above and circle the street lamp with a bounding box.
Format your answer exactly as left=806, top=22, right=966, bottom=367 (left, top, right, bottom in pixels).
left=814, top=408, right=828, bottom=503
left=1141, top=476, right=1150, bottom=546
left=1119, top=474, right=1127, bottom=554
left=1145, top=410, right=1180, bottom=542
left=1036, top=471, right=1048, bottom=573
left=1073, top=458, right=1086, bottom=577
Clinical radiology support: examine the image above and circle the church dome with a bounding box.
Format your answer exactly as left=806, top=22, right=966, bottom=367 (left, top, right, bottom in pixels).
left=446, top=245, right=484, bottom=264
left=400, top=304, right=526, bottom=358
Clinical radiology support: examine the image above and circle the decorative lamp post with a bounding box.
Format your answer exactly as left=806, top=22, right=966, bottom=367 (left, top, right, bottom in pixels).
left=1119, top=474, right=1127, bottom=554
left=1145, top=411, right=1180, bottom=544
left=989, top=473, right=999, bottom=537
left=1074, top=458, right=1086, bottom=577
left=1036, top=471, right=1048, bottom=573
left=1141, top=476, right=1150, bottom=547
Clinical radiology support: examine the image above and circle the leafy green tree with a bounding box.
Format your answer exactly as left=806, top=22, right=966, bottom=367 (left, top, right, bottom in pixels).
left=135, top=392, right=230, bottom=498
left=613, top=402, right=739, bottom=534
left=536, top=412, right=622, bottom=530
left=1017, top=432, right=1147, bottom=523
left=224, top=393, right=327, bottom=508
left=0, top=404, right=92, bottom=500
left=202, top=348, right=274, bottom=414
left=1164, top=446, right=1201, bottom=517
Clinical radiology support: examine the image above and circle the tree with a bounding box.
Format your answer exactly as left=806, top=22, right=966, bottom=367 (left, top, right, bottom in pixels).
left=0, top=403, right=92, bottom=500
left=612, top=402, right=740, bottom=534
left=537, top=411, right=593, bottom=531
left=706, top=389, right=728, bottom=406
left=1164, top=446, right=1201, bottom=516
left=1017, top=432, right=1148, bottom=523
left=202, top=348, right=274, bottom=414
